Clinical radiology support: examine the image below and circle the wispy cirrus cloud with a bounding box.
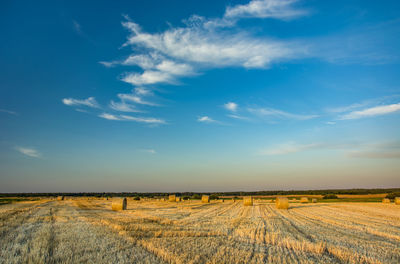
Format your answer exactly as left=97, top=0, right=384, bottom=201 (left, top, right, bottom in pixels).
left=98, top=113, right=165, bottom=124
left=109, top=100, right=141, bottom=113
left=338, top=103, right=400, bottom=120
left=117, top=93, right=159, bottom=106
left=0, top=109, right=18, bottom=116
left=260, top=142, right=321, bottom=155
left=62, top=97, right=99, bottom=108
left=248, top=107, right=318, bottom=120
left=141, top=148, right=157, bottom=154
left=224, top=0, right=308, bottom=21
left=97, top=0, right=310, bottom=121
left=15, top=146, right=41, bottom=158
left=223, top=102, right=238, bottom=112
left=260, top=140, right=400, bottom=159
left=197, top=116, right=217, bottom=123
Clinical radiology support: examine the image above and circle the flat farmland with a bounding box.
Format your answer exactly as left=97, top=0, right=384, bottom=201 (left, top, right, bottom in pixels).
left=1, top=199, right=399, bottom=264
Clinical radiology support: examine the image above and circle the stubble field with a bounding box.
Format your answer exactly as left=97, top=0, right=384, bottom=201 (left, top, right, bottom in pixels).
left=0, top=198, right=399, bottom=264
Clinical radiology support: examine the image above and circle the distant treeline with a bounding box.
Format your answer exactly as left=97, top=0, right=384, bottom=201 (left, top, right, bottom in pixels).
left=1, top=188, right=399, bottom=198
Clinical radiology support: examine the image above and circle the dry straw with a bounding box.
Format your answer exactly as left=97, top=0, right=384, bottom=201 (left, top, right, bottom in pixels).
left=202, top=195, right=210, bottom=203
left=57, top=196, right=64, bottom=201
left=276, top=197, right=289, bottom=209
left=243, top=196, right=253, bottom=206
left=395, top=197, right=400, bottom=205
left=300, top=197, right=309, bottom=203
left=169, top=195, right=176, bottom=202
left=382, top=198, right=391, bottom=204
left=112, top=197, right=127, bottom=211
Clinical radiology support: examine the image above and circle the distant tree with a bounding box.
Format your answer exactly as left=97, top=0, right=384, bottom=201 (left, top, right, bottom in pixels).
left=182, top=196, right=190, bottom=200
left=209, top=194, right=219, bottom=200
left=133, top=197, right=140, bottom=201
left=191, top=194, right=201, bottom=200
left=323, top=194, right=338, bottom=199
left=386, top=193, right=400, bottom=199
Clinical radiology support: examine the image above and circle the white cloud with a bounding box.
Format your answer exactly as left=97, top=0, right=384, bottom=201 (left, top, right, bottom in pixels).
left=122, top=19, right=303, bottom=70
left=99, top=113, right=165, bottom=124
left=109, top=101, right=141, bottom=112
left=224, top=102, right=238, bottom=112
left=325, top=121, right=336, bottom=125
left=141, top=149, right=156, bottom=154
left=99, top=113, right=121, bottom=120
left=72, top=20, right=82, bottom=35
left=224, top=0, right=308, bottom=20
left=260, top=140, right=400, bottom=158
left=15, top=147, right=41, bottom=158
left=197, top=116, right=216, bottom=123
left=260, top=142, right=321, bottom=155
left=117, top=93, right=159, bottom=106
left=134, top=87, right=153, bottom=96
left=339, top=103, right=400, bottom=120
left=62, top=97, right=99, bottom=108
left=248, top=107, right=318, bottom=120
left=120, top=115, right=165, bottom=124
left=228, top=114, right=249, bottom=120
left=0, top=109, right=18, bottom=115
left=122, top=70, right=174, bottom=86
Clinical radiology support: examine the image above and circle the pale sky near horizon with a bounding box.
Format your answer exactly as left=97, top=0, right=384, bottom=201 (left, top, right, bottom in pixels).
left=1, top=0, right=400, bottom=192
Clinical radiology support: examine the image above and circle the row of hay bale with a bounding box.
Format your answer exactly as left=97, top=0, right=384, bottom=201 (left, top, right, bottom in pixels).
left=106, top=196, right=400, bottom=212
left=383, top=197, right=400, bottom=204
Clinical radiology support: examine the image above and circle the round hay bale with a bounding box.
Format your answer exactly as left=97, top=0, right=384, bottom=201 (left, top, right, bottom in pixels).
left=112, top=198, right=127, bottom=211
left=168, top=195, right=176, bottom=202
left=201, top=195, right=210, bottom=203
left=276, top=197, right=289, bottom=209
left=175, top=197, right=182, bottom=202
left=243, top=196, right=253, bottom=206
left=300, top=197, right=309, bottom=203
left=57, top=196, right=64, bottom=201
left=382, top=198, right=391, bottom=204
left=395, top=197, right=400, bottom=205
left=312, top=198, right=317, bottom=203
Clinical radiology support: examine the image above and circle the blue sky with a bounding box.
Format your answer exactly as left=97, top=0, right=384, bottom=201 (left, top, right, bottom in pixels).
left=1, top=0, right=400, bottom=192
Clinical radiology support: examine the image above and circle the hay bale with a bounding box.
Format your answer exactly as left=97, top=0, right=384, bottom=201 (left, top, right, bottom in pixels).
left=276, top=197, right=289, bottom=209
left=300, top=197, right=309, bottom=203
left=312, top=198, right=317, bottom=203
left=175, top=197, right=181, bottom=202
left=57, top=196, right=64, bottom=201
left=243, top=196, right=253, bottom=206
left=395, top=197, right=400, bottom=205
left=201, top=195, right=210, bottom=203
left=169, top=195, right=176, bottom=202
left=112, top=198, right=127, bottom=211
left=382, top=198, right=391, bottom=204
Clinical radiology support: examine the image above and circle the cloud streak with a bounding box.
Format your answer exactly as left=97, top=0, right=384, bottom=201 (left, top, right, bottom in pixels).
left=339, top=103, right=400, bottom=120
left=98, top=113, right=165, bottom=124
left=248, top=107, right=318, bottom=120
left=0, top=109, right=18, bottom=116
left=224, top=102, right=238, bottom=112
left=62, top=97, right=99, bottom=108
left=15, top=147, right=41, bottom=158
left=197, top=116, right=217, bottom=123
left=260, top=140, right=400, bottom=159
left=224, top=0, right=308, bottom=21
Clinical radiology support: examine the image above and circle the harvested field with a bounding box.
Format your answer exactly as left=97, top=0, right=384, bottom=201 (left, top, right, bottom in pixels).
left=1, top=199, right=399, bottom=263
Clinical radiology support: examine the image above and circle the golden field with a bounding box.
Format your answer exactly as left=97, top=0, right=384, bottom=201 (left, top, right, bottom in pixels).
left=1, top=198, right=399, bottom=263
